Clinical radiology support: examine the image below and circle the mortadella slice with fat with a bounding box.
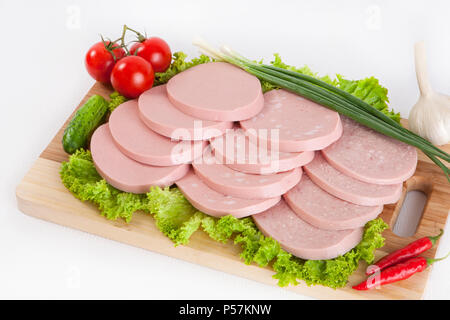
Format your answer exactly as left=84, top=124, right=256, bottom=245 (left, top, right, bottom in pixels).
left=322, top=116, right=417, bottom=185
left=304, top=153, right=403, bottom=206
left=109, top=100, right=206, bottom=166
left=192, top=151, right=302, bottom=199
left=90, top=124, right=189, bottom=194
left=284, top=175, right=383, bottom=230
left=176, top=170, right=281, bottom=218
left=252, top=200, right=364, bottom=260
left=138, top=84, right=233, bottom=140
left=240, top=89, right=342, bottom=152
left=210, top=127, right=314, bottom=174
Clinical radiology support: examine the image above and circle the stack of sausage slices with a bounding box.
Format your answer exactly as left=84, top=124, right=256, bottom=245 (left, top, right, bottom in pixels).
left=90, top=62, right=418, bottom=261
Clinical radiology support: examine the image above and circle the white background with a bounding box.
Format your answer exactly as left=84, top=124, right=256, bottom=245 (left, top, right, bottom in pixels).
left=1, top=0, right=449, bottom=299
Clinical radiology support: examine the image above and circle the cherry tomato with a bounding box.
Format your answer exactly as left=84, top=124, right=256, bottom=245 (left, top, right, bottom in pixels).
left=130, top=37, right=172, bottom=73
left=110, top=56, right=154, bottom=98
left=85, top=41, right=125, bottom=83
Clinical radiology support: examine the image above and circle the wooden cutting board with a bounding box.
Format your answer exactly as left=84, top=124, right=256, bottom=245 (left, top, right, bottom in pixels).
left=16, top=82, right=450, bottom=300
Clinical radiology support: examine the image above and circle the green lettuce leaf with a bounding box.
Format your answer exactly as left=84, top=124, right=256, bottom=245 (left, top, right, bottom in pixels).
left=336, top=75, right=400, bottom=123
left=147, top=186, right=205, bottom=246
left=108, top=91, right=127, bottom=112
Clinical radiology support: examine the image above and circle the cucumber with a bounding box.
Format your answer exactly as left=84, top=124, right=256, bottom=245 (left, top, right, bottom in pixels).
left=62, top=94, right=109, bottom=154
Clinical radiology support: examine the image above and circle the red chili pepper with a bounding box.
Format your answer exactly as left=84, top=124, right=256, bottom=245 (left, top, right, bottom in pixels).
left=353, top=252, right=449, bottom=290
left=366, top=229, right=444, bottom=275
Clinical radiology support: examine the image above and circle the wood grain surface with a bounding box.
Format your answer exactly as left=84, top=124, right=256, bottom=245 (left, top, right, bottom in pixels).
left=16, top=82, right=450, bottom=299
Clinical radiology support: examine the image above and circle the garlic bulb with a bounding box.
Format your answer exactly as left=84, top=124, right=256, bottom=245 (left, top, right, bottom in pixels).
left=408, top=41, right=450, bottom=146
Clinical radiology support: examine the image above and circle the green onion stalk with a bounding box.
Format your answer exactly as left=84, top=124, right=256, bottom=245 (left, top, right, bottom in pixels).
left=192, top=38, right=450, bottom=182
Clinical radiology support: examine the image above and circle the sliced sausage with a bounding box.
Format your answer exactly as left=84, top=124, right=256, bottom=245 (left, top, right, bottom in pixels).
left=240, top=89, right=342, bottom=152
left=109, top=100, right=206, bottom=166
left=166, top=62, right=264, bottom=121
left=192, top=151, right=302, bottom=199
left=304, top=153, right=402, bottom=206
left=284, top=175, right=383, bottom=230
left=252, top=200, right=364, bottom=260
left=176, top=170, right=281, bottom=218
left=138, top=84, right=233, bottom=140
left=210, top=127, right=314, bottom=174
left=322, top=116, right=417, bottom=184
left=90, top=124, right=189, bottom=193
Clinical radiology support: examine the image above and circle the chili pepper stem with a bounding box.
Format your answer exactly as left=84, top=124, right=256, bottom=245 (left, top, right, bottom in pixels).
left=428, top=229, right=444, bottom=246
left=427, top=251, right=450, bottom=266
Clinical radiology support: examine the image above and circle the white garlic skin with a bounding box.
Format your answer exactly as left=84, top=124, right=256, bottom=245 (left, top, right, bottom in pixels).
left=409, top=92, right=450, bottom=146
left=409, top=41, right=450, bottom=146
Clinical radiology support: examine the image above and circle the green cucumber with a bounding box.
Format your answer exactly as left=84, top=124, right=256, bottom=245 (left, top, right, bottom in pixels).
left=62, top=94, right=109, bottom=154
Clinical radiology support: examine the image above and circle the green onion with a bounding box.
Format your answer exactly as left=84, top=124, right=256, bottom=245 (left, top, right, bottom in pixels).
left=259, top=64, right=450, bottom=161
left=193, top=39, right=450, bottom=182
left=247, top=64, right=450, bottom=162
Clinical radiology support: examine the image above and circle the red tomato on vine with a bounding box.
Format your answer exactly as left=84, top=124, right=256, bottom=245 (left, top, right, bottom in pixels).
left=110, top=56, right=154, bottom=98
left=85, top=41, right=125, bottom=83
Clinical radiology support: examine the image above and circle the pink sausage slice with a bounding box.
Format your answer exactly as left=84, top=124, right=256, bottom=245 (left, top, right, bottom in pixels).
left=252, top=200, right=363, bottom=260
left=322, top=116, right=417, bottom=184
left=109, top=100, right=206, bottom=166
left=176, top=170, right=281, bottom=218
left=240, top=89, right=343, bottom=152
left=166, top=62, right=264, bottom=121
left=210, top=127, right=314, bottom=174
left=192, top=151, right=302, bottom=199
left=304, top=153, right=402, bottom=206
left=284, top=175, right=383, bottom=230
left=138, top=85, right=233, bottom=140
left=90, top=124, right=189, bottom=194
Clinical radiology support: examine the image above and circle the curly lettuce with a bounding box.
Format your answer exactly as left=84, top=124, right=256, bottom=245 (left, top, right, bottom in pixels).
left=108, top=91, right=127, bottom=112
left=336, top=75, right=400, bottom=123
left=60, top=150, right=388, bottom=288
left=147, top=187, right=205, bottom=245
